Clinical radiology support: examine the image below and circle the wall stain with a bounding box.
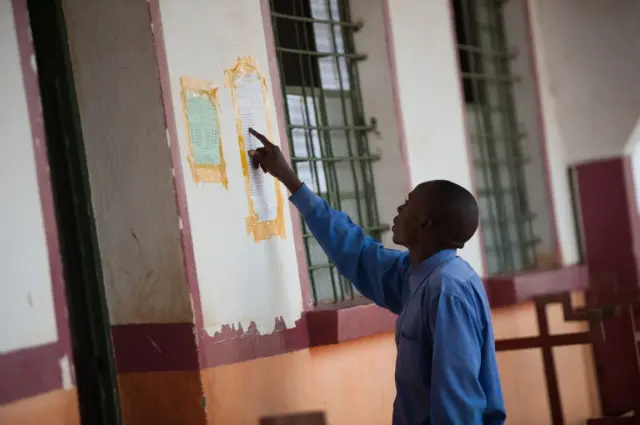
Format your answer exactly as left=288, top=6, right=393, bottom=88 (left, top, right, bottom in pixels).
left=130, top=228, right=140, bottom=248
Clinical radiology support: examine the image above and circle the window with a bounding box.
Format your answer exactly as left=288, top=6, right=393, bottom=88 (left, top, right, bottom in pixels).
left=452, top=0, right=540, bottom=275
left=270, top=0, right=386, bottom=304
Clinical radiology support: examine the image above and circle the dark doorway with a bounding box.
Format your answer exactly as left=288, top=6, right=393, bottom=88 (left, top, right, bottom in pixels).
left=26, top=1, right=122, bottom=424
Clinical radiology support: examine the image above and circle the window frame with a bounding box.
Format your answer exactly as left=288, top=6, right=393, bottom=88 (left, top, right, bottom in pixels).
left=270, top=0, right=390, bottom=306
left=452, top=0, right=543, bottom=277
left=264, top=0, right=404, bottom=344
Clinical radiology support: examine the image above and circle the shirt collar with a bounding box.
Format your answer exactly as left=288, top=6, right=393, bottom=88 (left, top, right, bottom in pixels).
left=408, top=249, right=457, bottom=292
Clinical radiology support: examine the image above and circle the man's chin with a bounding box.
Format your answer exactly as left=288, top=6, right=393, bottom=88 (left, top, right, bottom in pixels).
left=392, top=233, right=402, bottom=245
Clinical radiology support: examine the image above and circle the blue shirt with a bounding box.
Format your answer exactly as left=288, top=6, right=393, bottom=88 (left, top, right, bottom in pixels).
left=290, top=184, right=505, bottom=425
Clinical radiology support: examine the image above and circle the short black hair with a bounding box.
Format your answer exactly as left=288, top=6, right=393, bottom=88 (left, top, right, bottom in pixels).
left=419, top=180, right=479, bottom=249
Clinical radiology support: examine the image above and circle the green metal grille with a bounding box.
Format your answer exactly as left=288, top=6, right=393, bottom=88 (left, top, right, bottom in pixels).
left=453, top=0, right=539, bottom=275
left=269, top=0, right=386, bottom=304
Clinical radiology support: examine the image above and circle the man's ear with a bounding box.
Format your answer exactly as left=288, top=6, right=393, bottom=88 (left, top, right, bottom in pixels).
left=418, top=216, right=432, bottom=230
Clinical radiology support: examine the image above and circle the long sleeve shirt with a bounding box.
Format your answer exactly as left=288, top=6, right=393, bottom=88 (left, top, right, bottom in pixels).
left=290, top=184, right=506, bottom=425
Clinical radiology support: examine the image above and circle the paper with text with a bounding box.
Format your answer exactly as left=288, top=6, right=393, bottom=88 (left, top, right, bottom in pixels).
left=185, top=93, right=221, bottom=165
left=236, top=74, right=278, bottom=222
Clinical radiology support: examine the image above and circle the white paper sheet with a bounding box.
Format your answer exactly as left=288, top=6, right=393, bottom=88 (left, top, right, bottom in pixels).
left=236, top=74, right=278, bottom=222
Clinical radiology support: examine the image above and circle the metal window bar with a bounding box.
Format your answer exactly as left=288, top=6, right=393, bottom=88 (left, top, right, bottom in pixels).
left=453, top=0, right=539, bottom=275
left=270, top=0, right=386, bottom=304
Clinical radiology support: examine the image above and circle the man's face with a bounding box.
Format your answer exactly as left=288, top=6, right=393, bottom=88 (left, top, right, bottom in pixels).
left=392, top=185, right=430, bottom=247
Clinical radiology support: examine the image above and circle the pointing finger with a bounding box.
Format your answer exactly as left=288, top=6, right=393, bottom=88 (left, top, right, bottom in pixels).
left=249, top=150, right=262, bottom=169
left=249, top=128, right=275, bottom=148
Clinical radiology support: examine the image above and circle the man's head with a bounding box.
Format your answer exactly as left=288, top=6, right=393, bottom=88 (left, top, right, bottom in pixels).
left=392, top=180, right=479, bottom=250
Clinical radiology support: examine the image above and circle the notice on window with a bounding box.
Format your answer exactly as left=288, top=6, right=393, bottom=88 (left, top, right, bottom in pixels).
left=225, top=56, right=285, bottom=242
left=180, top=77, right=228, bottom=187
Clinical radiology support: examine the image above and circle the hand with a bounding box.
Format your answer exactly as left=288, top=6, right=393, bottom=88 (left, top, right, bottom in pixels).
left=248, top=128, right=302, bottom=193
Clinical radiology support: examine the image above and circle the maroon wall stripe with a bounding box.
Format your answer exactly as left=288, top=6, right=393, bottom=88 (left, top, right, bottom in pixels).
left=112, top=319, right=310, bottom=372
left=0, top=344, right=62, bottom=404
left=111, top=323, right=200, bottom=373
left=485, top=265, right=589, bottom=308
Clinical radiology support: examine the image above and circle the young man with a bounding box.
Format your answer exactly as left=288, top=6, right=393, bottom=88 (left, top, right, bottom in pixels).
left=249, top=128, right=505, bottom=425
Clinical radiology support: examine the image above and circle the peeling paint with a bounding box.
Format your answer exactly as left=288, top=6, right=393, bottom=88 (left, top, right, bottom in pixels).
left=189, top=293, right=195, bottom=315
left=203, top=314, right=297, bottom=338
left=158, top=0, right=304, bottom=337
left=59, top=355, right=74, bottom=390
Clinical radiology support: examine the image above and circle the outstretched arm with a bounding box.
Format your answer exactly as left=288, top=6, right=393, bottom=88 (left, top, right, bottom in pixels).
left=291, top=184, right=409, bottom=313
left=248, top=128, right=409, bottom=313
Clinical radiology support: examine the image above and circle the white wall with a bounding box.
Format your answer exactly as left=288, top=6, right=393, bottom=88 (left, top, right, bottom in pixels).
left=528, top=0, right=640, bottom=265
left=351, top=0, right=408, bottom=249
left=529, top=0, right=640, bottom=165
left=158, top=0, right=303, bottom=334
left=386, top=0, right=485, bottom=274
left=63, top=0, right=193, bottom=324
left=0, top=2, right=58, bottom=354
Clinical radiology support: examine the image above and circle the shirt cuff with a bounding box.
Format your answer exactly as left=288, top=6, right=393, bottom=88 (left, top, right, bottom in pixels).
left=289, top=183, right=322, bottom=215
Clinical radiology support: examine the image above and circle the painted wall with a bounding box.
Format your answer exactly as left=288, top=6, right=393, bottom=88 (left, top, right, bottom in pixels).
left=150, top=0, right=599, bottom=424
left=0, top=1, right=79, bottom=423
left=193, top=1, right=599, bottom=424
left=157, top=0, right=303, bottom=334
left=385, top=0, right=485, bottom=274
left=62, top=0, right=193, bottom=325
left=5, top=0, right=605, bottom=424
left=529, top=0, right=640, bottom=165
left=527, top=0, right=640, bottom=267
left=0, top=0, right=58, bottom=356
left=197, top=298, right=598, bottom=425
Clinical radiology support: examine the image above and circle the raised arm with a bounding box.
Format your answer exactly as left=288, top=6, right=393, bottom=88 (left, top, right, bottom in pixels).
left=247, top=128, right=409, bottom=313
left=290, top=184, right=409, bottom=313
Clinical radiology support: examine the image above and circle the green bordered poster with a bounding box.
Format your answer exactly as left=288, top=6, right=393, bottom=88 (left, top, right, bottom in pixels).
left=180, top=76, right=228, bottom=187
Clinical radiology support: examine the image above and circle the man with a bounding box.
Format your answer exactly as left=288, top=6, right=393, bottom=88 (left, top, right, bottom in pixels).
left=248, top=128, right=505, bottom=425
